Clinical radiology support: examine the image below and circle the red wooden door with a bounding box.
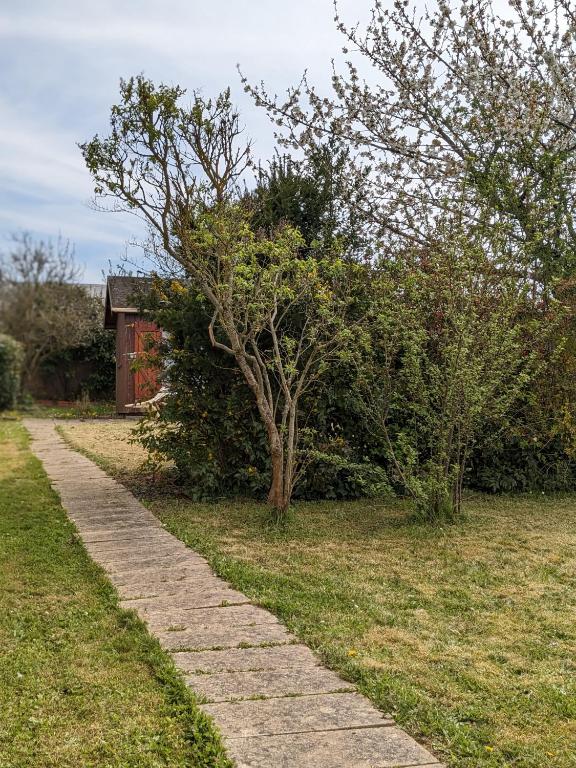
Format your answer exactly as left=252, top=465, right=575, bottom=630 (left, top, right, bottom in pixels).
left=133, top=318, right=162, bottom=401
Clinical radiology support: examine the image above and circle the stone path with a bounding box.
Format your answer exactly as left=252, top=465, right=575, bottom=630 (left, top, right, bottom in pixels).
left=25, top=419, right=444, bottom=768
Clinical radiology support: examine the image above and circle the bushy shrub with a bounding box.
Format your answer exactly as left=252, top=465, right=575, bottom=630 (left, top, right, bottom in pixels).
left=134, top=281, right=389, bottom=501
left=40, top=328, right=116, bottom=400
left=0, top=334, right=23, bottom=410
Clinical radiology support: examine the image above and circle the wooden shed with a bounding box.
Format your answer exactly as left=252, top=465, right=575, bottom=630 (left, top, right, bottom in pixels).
left=104, top=276, right=162, bottom=415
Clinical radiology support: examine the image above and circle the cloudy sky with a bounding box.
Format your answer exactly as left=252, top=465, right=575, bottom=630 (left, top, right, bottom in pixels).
left=0, top=0, right=367, bottom=282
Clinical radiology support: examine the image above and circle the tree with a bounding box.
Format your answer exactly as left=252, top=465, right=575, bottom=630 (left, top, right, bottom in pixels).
left=133, top=147, right=378, bottom=502
left=81, top=77, right=364, bottom=516
left=0, top=233, right=104, bottom=388
left=360, top=214, right=559, bottom=520
left=249, top=139, right=369, bottom=258
left=244, top=0, right=576, bottom=286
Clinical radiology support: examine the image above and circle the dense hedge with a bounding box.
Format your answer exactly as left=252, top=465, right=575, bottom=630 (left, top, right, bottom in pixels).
left=39, top=328, right=115, bottom=401
left=135, top=284, right=389, bottom=501
left=0, top=334, right=23, bottom=411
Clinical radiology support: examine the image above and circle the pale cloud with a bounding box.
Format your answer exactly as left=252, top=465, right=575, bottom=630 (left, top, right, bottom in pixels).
left=0, top=0, right=368, bottom=281
left=0, top=100, right=87, bottom=198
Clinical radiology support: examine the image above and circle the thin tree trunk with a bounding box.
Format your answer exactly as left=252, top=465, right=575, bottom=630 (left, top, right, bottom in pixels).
left=283, top=402, right=297, bottom=506
left=232, top=350, right=287, bottom=515
left=267, top=426, right=285, bottom=512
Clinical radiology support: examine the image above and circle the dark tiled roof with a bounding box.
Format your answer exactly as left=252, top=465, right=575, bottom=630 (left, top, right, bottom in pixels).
left=104, top=275, right=153, bottom=328
left=106, top=276, right=152, bottom=312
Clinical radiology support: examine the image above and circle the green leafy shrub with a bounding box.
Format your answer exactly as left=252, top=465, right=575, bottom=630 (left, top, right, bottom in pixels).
left=134, top=281, right=388, bottom=501
left=40, top=327, right=115, bottom=400
left=0, top=334, right=23, bottom=410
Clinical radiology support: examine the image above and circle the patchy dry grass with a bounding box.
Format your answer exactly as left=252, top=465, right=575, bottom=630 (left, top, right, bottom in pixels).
left=59, top=419, right=576, bottom=768
left=58, top=419, right=148, bottom=480
left=0, top=420, right=230, bottom=768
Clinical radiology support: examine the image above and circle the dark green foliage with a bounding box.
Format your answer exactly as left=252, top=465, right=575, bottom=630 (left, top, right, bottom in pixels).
left=249, top=139, right=367, bottom=256
left=134, top=285, right=269, bottom=499
left=0, top=334, right=22, bottom=410
left=135, top=280, right=388, bottom=501
left=134, top=142, right=386, bottom=502
left=469, top=435, right=576, bottom=493
left=40, top=327, right=116, bottom=400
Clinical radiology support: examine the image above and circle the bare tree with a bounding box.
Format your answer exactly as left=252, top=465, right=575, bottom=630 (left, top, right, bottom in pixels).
left=0, top=233, right=102, bottom=388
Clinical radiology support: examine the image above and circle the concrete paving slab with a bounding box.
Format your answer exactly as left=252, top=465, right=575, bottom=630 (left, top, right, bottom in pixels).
left=225, top=727, right=440, bottom=768
left=203, top=692, right=393, bottom=738
left=81, top=526, right=168, bottom=543
left=112, top=564, right=215, bottom=586
left=121, top=588, right=249, bottom=612
left=73, top=519, right=161, bottom=533
left=157, top=623, right=295, bottom=652
left=92, top=543, right=189, bottom=563
left=69, top=507, right=159, bottom=521
left=72, top=517, right=162, bottom=533
left=103, top=553, right=206, bottom=575
left=140, top=603, right=278, bottom=630
left=85, top=533, right=177, bottom=552
left=174, top=644, right=319, bottom=674
left=117, top=574, right=226, bottom=600
left=186, top=666, right=354, bottom=702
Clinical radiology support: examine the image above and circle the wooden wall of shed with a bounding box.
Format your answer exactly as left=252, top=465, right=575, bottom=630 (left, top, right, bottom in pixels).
left=115, top=312, right=135, bottom=414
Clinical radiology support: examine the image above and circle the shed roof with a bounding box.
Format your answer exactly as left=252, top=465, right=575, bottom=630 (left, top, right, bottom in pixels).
left=104, top=275, right=153, bottom=328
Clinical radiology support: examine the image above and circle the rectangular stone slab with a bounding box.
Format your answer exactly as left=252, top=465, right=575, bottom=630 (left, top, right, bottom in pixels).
left=85, top=535, right=179, bottom=550
left=77, top=521, right=163, bottom=536
left=92, top=543, right=189, bottom=564
left=60, top=491, right=128, bottom=501
left=121, top=588, right=249, bottom=612
left=54, top=480, right=122, bottom=489
left=186, top=666, right=355, bottom=703
left=66, top=503, right=143, bottom=513
left=69, top=511, right=157, bottom=526
left=112, top=564, right=214, bottom=586
left=103, top=553, right=204, bottom=575
left=85, top=534, right=177, bottom=552
left=63, top=496, right=143, bottom=505
left=117, top=575, right=225, bottom=600
left=50, top=473, right=109, bottom=481
left=75, top=521, right=162, bottom=536
left=139, top=604, right=277, bottom=630
left=157, top=623, right=295, bottom=652
left=40, top=459, right=87, bottom=465
left=225, top=727, right=440, bottom=768
left=81, top=527, right=168, bottom=543
left=173, top=644, right=318, bottom=674
left=203, top=692, right=393, bottom=738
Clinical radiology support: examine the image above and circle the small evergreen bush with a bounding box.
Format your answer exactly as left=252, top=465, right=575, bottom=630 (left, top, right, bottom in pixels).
left=0, top=334, right=23, bottom=410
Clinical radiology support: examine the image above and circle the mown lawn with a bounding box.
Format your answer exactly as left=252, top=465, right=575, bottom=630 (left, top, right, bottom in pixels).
left=0, top=420, right=230, bottom=768
left=59, top=419, right=576, bottom=768
left=14, top=400, right=117, bottom=419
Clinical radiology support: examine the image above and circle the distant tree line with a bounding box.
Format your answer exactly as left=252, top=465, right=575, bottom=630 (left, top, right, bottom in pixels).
left=0, top=232, right=115, bottom=402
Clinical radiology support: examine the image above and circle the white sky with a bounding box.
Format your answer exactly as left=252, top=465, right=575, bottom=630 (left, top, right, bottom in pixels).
left=0, top=0, right=369, bottom=281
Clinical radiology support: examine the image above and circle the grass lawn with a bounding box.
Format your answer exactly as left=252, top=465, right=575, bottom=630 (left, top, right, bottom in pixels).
left=0, top=420, right=231, bottom=768
left=58, top=419, right=576, bottom=768
left=13, top=400, right=118, bottom=420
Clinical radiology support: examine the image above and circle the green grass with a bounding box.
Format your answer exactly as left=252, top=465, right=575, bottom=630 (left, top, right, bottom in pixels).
left=58, top=420, right=576, bottom=768
left=9, top=400, right=117, bottom=420
left=0, top=421, right=231, bottom=768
